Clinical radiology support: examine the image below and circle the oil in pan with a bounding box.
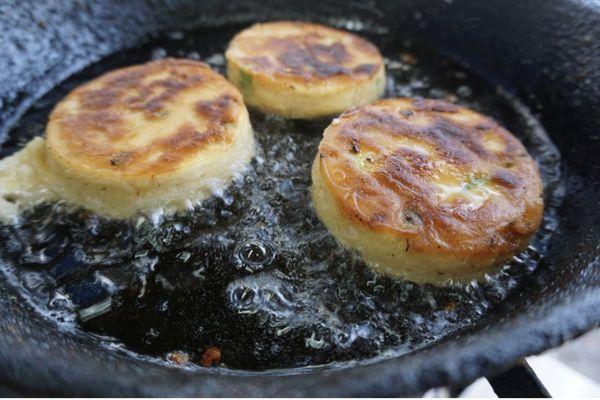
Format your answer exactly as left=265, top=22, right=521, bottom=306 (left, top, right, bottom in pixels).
left=0, top=23, right=564, bottom=371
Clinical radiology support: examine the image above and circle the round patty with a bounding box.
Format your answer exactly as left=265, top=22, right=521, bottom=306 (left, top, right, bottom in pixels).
left=38, top=58, right=253, bottom=218
left=225, top=21, right=385, bottom=119
left=311, top=98, right=544, bottom=283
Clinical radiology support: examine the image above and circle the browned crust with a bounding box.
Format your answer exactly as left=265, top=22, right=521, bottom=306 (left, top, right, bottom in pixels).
left=317, top=98, right=544, bottom=258
left=47, top=58, right=244, bottom=176
left=226, top=21, right=383, bottom=83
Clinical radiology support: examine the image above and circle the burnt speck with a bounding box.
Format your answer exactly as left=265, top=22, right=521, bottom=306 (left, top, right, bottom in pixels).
left=166, top=351, right=190, bottom=365
left=400, top=52, right=417, bottom=65
left=200, top=346, right=221, bottom=367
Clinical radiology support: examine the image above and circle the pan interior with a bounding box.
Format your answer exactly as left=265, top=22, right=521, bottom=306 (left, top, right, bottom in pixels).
left=0, top=23, right=564, bottom=371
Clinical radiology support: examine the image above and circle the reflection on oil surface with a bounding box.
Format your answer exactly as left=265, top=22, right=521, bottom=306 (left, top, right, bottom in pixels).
left=0, top=23, right=564, bottom=371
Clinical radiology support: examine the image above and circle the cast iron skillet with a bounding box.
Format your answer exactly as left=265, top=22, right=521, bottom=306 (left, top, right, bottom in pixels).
left=0, top=0, right=599, bottom=396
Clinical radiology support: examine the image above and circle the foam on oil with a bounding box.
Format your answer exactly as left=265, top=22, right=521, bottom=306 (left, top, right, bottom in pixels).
left=0, top=23, right=564, bottom=371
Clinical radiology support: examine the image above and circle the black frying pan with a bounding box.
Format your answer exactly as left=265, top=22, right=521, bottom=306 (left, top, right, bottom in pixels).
left=0, top=0, right=599, bottom=396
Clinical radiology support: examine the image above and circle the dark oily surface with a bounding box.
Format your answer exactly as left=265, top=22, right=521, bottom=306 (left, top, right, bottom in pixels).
left=0, top=0, right=599, bottom=396
left=0, top=25, right=563, bottom=371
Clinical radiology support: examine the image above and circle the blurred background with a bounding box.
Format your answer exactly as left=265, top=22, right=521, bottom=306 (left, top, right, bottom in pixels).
left=425, top=328, right=600, bottom=397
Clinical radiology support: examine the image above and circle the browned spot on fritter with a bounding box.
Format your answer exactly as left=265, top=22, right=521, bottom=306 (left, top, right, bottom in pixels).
left=273, top=39, right=351, bottom=79
left=491, top=169, right=522, bottom=188
left=228, top=21, right=382, bottom=82
left=412, top=98, right=460, bottom=113
left=318, top=98, right=544, bottom=257
left=161, top=123, right=211, bottom=151
left=195, top=94, right=238, bottom=124
left=152, top=117, right=231, bottom=166
left=353, top=63, right=379, bottom=75
left=126, top=74, right=205, bottom=119
left=109, top=151, right=133, bottom=167
left=388, top=147, right=434, bottom=179
left=47, top=59, right=243, bottom=176
left=61, top=110, right=126, bottom=141
left=240, top=56, right=275, bottom=72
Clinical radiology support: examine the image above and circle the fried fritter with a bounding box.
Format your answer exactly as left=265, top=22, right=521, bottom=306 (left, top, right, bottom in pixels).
left=311, top=98, right=544, bottom=283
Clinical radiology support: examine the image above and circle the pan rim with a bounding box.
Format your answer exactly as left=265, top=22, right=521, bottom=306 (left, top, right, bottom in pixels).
left=0, top=0, right=599, bottom=396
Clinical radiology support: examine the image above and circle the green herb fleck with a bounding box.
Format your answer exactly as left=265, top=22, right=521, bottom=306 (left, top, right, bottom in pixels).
left=465, top=175, right=488, bottom=190
left=237, top=69, right=253, bottom=95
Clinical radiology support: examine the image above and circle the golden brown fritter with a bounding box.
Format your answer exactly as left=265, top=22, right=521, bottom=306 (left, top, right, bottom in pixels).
left=312, top=98, right=544, bottom=283
left=47, top=58, right=247, bottom=179
left=0, top=59, right=254, bottom=220
left=226, top=21, right=385, bottom=118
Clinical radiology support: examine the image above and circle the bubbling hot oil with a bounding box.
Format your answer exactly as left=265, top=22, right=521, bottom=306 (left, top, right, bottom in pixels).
left=0, top=24, right=564, bottom=371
